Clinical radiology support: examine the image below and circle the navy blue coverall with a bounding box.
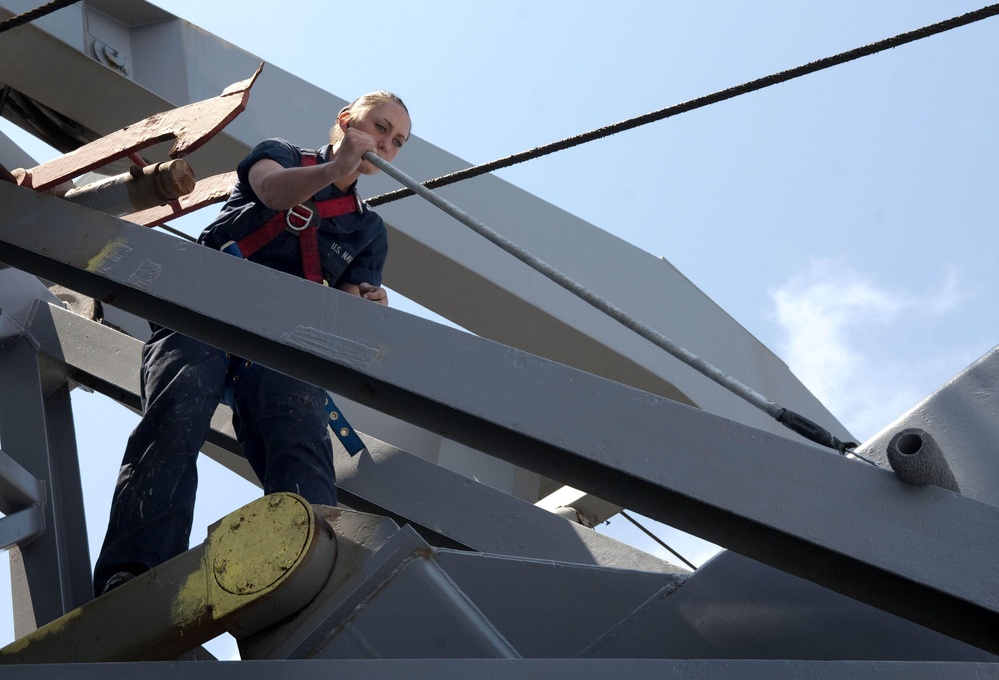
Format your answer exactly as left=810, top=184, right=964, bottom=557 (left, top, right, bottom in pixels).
left=93, top=139, right=389, bottom=595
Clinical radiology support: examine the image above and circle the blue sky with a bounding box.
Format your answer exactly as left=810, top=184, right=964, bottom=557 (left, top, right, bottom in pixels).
left=3, top=0, right=998, bottom=659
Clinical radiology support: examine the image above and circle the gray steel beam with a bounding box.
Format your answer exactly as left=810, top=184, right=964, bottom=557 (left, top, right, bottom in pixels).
left=332, top=438, right=675, bottom=572
left=0, top=336, right=92, bottom=633
left=0, top=659, right=997, bottom=679
left=0, top=0, right=853, bottom=526
left=0, top=507, right=44, bottom=553
left=0, top=449, right=45, bottom=513
left=578, top=549, right=997, bottom=662
left=0, top=448, right=46, bottom=551
left=2, top=185, right=998, bottom=652
left=26, top=302, right=678, bottom=573
left=0, top=0, right=850, bottom=448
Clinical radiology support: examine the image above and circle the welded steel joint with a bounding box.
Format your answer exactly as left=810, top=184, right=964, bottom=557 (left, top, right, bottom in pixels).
left=0, top=493, right=337, bottom=663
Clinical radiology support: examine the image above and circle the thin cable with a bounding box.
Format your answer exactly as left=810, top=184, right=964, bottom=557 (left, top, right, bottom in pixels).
left=619, top=511, right=698, bottom=571
left=0, top=0, right=81, bottom=34
left=80, top=0, right=99, bottom=46
left=368, top=3, right=999, bottom=207
left=154, top=222, right=197, bottom=242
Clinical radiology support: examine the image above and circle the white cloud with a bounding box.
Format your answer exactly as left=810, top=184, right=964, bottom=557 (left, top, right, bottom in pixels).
left=769, top=259, right=972, bottom=442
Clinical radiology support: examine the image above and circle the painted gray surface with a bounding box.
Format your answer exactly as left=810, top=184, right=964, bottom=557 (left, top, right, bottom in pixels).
left=432, top=550, right=684, bottom=658
left=3, top=3, right=999, bottom=670
left=579, top=550, right=997, bottom=661
left=1, top=0, right=860, bottom=528
left=315, top=553, right=522, bottom=659
left=0, top=332, right=92, bottom=633
left=0, top=0, right=851, bottom=447
left=860, top=345, right=999, bottom=506
left=25, top=299, right=679, bottom=573
left=250, top=510, right=668, bottom=660
left=2, top=186, right=997, bottom=652
left=2, top=659, right=998, bottom=680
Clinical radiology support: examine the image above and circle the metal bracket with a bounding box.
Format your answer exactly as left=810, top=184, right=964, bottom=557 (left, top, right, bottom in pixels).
left=0, top=493, right=336, bottom=663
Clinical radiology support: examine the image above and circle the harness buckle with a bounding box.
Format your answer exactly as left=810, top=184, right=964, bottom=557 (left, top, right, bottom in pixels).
left=285, top=202, right=315, bottom=232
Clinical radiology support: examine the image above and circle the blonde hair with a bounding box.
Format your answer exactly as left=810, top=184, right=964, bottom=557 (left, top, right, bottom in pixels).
left=329, top=91, right=409, bottom=144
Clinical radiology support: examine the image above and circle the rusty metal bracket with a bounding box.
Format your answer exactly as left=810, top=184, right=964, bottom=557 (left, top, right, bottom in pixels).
left=125, top=170, right=238, bottom=227
left=0, top=492, right=336, bottom=663
left=13, top=64, right=263, bottom=192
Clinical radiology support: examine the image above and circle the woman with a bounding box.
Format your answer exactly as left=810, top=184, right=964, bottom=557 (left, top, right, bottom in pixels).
left=93, top=92, right=412, bottom=597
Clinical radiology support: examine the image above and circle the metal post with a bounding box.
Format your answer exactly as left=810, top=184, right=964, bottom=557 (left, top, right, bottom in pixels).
left=0, top=333, right=92, bottom=635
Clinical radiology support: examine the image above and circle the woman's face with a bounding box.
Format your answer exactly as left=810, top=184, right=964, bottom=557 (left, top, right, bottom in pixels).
left=347, top=102, right=411, bottom=173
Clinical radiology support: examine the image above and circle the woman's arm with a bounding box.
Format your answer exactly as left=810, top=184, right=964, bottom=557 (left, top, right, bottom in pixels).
left=247, top=128, right=378, bottom=209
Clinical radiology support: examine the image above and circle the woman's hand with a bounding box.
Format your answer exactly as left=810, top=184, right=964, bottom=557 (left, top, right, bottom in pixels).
left=337, top=282, right=389, bottom=306
left=329, top=126, right=378, bottom=179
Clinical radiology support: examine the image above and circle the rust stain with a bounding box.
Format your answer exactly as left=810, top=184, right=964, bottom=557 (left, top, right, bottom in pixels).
left=124, top=171, right=237, bottom=227
left=20, top=64, right=264, bottom=192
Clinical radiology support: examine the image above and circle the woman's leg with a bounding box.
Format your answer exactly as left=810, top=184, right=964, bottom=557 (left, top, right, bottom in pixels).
left=231, top=364, right=337, bottom=506
left=92, top=326, right=227, bottom=596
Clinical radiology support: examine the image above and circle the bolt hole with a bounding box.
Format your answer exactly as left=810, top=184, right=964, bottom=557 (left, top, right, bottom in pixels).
left=897, top=432, right=923, bottom=456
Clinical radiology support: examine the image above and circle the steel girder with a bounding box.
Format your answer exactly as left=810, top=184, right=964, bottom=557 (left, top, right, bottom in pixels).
left=0, top=659, right=997, bottom=679
left=12, top=299, right=994, bottom=662
left=0, top=448, right=45, bottom=552
left=0, top=327, right=92, bottom=634
left=0, top=268, right=93, bottom=632
left=24, top=298, right=678, bottom=572
left=0, top=0, right=850, bottom=446
left=0, top=0, right=856, bottom=535
left=2, top=184, right=998, bottom=652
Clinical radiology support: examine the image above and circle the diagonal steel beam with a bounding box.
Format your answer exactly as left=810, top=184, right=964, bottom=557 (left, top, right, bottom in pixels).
left=25, top=302, right=677, bottom=573
left=0, top=449, right=45, bottom=514
left=1, top=183, right=998, bottom=652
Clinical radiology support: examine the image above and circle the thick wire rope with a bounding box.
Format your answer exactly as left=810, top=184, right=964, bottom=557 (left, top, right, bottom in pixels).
left=364, top=150, right=877, bottom=461
left=368, top=3, right=999, bottom=208
left=619, top=510, right=698, bottom=571
left=0, top=0, right=80, bottom=34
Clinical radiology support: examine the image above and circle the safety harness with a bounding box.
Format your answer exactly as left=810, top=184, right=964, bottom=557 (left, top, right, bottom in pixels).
left=219, top=150, right=368, bottom=456
left=221, top=152, right=364, bottom=283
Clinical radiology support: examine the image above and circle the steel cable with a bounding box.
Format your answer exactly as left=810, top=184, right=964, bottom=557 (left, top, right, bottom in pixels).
left=619, top=511, right=698, bottom=571
left=0, top=0, right=81, bottom=34
left=368, top=3, right=999, bottom=207
left=364, top=151, right=873, bottom=459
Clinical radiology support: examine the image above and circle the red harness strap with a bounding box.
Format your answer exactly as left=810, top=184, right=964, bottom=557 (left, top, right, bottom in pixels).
left=234, top=154, right=361, bottom=283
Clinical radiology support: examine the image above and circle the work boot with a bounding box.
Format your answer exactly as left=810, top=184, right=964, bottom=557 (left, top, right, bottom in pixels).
left=99, top=571, right=136, bottom=596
